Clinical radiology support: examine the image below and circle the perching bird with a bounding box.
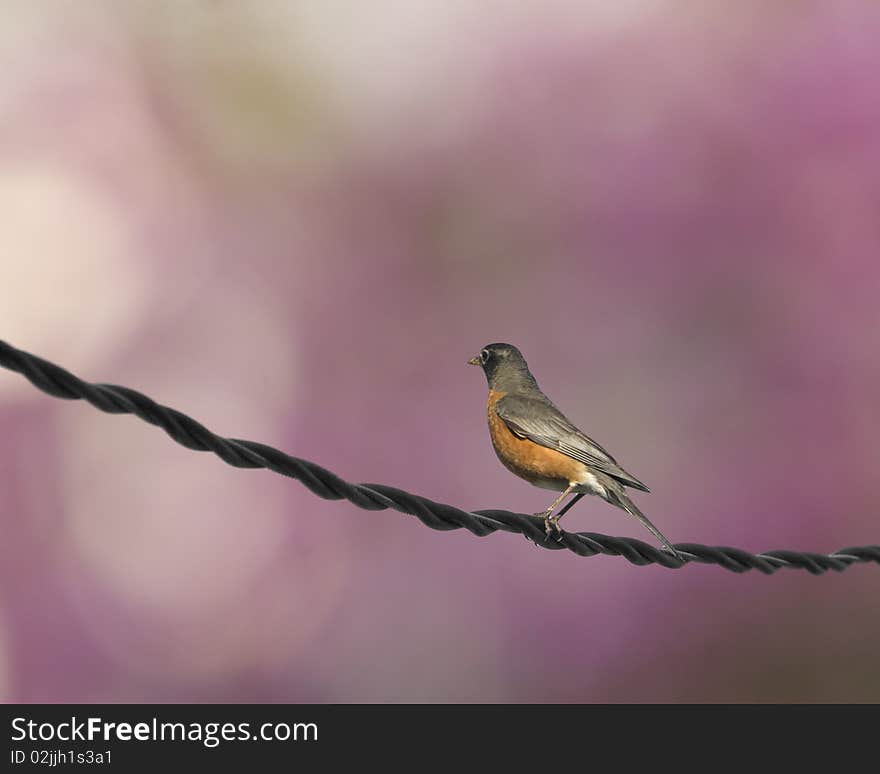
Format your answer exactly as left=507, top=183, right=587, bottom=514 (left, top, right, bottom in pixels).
left=468, top=342, right=681, bottom=559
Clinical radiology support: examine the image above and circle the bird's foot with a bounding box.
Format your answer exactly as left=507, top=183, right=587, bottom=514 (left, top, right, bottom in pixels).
left=662, top=545, right=685, bottom=563
left=537, top=513, right=564, bottom=542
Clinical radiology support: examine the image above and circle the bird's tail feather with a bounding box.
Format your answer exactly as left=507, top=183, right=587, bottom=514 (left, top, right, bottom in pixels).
left=609, top=490, right=683, bottom=561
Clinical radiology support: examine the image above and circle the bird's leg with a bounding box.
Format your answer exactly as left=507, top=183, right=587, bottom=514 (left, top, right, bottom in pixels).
left=547, top=492, right=586, bottom=541
left=535, top=484, right=577, bottom=539
left=553, top=492, right=585, bottom=524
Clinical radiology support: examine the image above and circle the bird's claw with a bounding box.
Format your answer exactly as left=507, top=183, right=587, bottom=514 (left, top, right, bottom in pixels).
left=542, top=514, right=563, bottom=542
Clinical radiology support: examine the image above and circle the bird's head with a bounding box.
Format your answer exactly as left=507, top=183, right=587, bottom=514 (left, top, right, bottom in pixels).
left=468, top=343, right=533, bottom=389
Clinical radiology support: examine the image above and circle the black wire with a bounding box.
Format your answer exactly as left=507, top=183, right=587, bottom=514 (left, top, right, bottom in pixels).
left=2, top=339, right=878, bottom=574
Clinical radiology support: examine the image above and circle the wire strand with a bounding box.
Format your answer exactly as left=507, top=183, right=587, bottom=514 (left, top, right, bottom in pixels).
left=2, top=339, right=878, bottom=574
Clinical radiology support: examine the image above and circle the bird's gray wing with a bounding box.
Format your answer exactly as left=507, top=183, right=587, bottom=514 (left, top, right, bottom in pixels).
left=494, top=393, right=650, bottom=492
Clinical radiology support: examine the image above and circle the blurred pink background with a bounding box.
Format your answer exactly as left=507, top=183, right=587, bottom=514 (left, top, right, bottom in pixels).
left=1, top=1, right=879, bottom=702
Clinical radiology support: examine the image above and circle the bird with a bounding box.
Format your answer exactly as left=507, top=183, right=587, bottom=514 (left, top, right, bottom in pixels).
left=468, top=342, right=682, bottom=560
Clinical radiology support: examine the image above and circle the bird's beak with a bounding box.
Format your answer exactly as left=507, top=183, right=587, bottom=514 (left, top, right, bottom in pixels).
left=467, top=355, right=481, bottom=366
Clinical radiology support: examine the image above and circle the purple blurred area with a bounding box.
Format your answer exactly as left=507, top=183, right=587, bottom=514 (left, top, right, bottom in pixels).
left=1, top=1, right=879, bottom=703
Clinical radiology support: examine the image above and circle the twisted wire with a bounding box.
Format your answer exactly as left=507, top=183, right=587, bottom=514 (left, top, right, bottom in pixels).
left=2, top=339, right=878, bottom=574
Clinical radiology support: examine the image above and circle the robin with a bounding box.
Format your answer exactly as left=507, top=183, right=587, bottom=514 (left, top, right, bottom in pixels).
left=468, top=342, right=682, bottom=559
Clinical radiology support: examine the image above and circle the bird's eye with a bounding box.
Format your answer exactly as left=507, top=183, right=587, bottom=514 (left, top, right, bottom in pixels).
left=480, top=349, right=490, bottom=364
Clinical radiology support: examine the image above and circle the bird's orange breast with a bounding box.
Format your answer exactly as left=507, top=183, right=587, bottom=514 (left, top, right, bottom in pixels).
left=486, top=390, right=588, bottom=490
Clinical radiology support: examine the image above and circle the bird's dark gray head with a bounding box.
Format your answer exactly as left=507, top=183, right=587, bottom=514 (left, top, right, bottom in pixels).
left=468, top=342, right=538, bottom=392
